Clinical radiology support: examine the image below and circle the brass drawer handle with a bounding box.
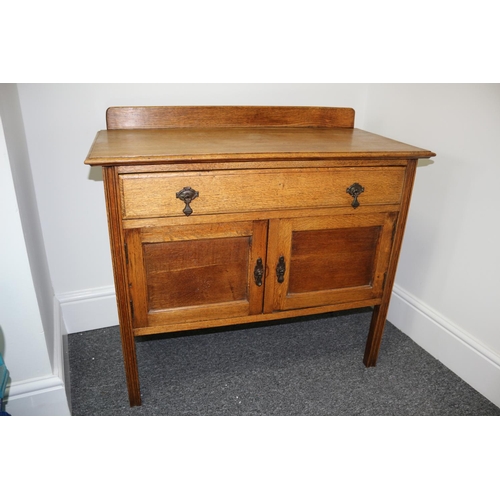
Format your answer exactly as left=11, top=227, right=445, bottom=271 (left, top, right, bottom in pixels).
left=276, top=256, right=286, bottom=283
left=346, top=182, right=364, bottom=208
left=176, top=186, right=199, bottom=216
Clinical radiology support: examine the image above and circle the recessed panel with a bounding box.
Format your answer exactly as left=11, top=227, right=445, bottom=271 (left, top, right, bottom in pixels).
left=144, top=237, right=250, bottom=311
left=288, top=226, right=381, bottom=294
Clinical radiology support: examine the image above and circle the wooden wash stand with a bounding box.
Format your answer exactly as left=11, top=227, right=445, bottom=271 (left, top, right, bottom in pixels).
left=85, top=106, right=435, bottom=407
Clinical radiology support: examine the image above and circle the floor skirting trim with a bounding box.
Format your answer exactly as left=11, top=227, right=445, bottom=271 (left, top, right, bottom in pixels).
left=57, top=286, right=118, bottom=333
left=388, top=284, right=500, bottom=409
left=4, top=374, right=70, bottom=416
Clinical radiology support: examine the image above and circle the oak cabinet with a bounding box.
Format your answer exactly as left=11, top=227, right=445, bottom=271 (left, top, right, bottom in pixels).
left=85, top=106, right=435, bottom=407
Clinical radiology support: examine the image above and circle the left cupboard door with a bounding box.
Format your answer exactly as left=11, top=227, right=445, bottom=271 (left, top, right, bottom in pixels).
left=124, top=220, right=268, bottom=333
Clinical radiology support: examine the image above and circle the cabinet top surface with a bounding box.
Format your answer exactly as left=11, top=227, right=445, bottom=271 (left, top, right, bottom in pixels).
left=85, top=127, right=435, bottom=166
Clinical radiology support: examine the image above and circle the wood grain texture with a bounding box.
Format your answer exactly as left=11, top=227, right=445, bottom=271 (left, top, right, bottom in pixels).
left=144, top=237, right=250, bottom=310
left=121, top=204, right=403, bottom=230
left=124, top=220, right=268, bottom=329
left=119, top=168, right=406, bottom=219
left=116, top=159, right=408, bottom=174
left=134, top=298, right=383, bottom=337
left=125, top=229, right=149, bottom=329
left=265, top=213, right=397, bottom=312
left=102, top=167, right=142, bottom=406
left=363, top=160, right=419, bottom=366
left=289, top=227, right=381, bottom=292
left=106, top=106, right=355, bottom=130
left=85, top=127, right=435, bottom=166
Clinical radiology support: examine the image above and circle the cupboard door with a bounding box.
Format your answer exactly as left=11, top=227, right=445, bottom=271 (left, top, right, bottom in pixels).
left=125, top=220, right=268, bottom=330
left=264, top=213, right=397, bottom=312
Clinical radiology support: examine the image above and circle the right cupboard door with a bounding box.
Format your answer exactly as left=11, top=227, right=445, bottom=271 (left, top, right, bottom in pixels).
left=264, top=212, right=398, bottom=313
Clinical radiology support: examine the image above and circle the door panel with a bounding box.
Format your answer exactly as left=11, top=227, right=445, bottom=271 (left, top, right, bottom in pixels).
left=264, top=213, right=397, bottom=313
left=144, top=237, right=249, bottom=309
left=288, top=226, right=381, bottom=293
left=126, top=220, right=268, bottom=329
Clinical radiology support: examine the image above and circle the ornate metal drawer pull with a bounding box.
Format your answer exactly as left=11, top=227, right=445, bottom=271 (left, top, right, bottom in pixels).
left=176, top=186, right=199, bottom=216
left=276, top=256, right=286, bottom=283
left=346, top=182, right=365, bottom=208
left=254, top=258, right=264, bottom=287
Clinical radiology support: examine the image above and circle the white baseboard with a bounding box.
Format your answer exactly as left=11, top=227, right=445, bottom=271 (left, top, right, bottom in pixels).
left=53, top=295, right=72, bottom=412
left=388, top=284, right=500, bottom=409
left=57, top=285, right=118, bottom=334
left=4, top=375, right=71, bottom=416
left=2, top=298, right=72, bottom=416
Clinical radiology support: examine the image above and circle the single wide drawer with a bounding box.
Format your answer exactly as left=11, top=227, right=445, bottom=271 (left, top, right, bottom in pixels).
left=120, top=167, right=405, bottom=219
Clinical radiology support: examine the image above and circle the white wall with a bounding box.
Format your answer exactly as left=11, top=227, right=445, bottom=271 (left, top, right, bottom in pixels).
left=364, top=84, right=500, bottom=406
left=0, top=109, right=69, bottom=415
left=0, top=84, right=56, bottom=367
left=0, top=116, right=51, bottom=379
left=0, top=84, right=70, bottom=415
left=13, top=83, right=500, bottom=409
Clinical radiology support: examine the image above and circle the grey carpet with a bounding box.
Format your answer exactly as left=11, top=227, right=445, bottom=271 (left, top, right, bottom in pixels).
left=67, top=309, right=500, bottom=416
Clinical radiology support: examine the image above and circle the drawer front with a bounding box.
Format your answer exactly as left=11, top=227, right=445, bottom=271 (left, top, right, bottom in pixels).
left=120, top=167, right=405, bottom=219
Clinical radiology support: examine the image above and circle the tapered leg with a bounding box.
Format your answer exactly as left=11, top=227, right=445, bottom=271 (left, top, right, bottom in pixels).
left=363, top=159, right=418, bottom=367
left=102, top=166, right=142, bottom=406
left=364, top=304, right=388, bottom=366
left=119, top=323, right=141, bottom=406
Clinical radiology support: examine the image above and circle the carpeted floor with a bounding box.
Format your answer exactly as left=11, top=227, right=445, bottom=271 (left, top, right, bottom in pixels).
left=67, top=309, right=500, bottom=416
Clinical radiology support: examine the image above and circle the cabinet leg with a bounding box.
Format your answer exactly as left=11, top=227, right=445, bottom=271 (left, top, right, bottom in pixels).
left=120, top=326, right=141, bottom=406
left=363, top=304, right=388, bottom=367
left=364, top=160, right=418, bottom=367
left=102, top=167, right=142, bottom=406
